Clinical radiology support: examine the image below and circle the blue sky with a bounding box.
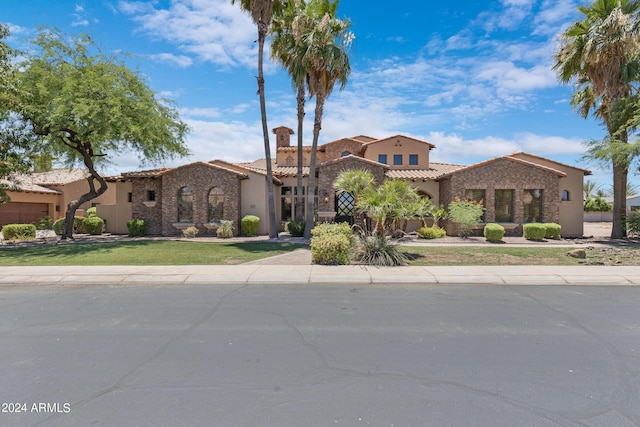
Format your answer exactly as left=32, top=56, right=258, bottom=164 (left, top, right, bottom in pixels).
left=2, top=0, right=629, bottom=187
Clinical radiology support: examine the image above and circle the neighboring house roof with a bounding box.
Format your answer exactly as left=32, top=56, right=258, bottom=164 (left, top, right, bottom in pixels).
left=437, top=155, right=567, bottom=180
left=386, top=163, right=465, bottom=180
left=1, top=168, right=88, bottom=195
left=364, top=134, right=436, bottom=149
left=30, top=168, right=89, bottom=186
left=0, top=177, right=62, bottom=195
left=508, top=151, right=592, bottom=175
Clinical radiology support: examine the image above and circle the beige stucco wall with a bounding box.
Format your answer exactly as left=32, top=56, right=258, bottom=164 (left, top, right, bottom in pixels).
left=96, top=181, right=132, bottom=234
left=240, top=172, right=270, bottom=235
left=363, top=136, right=431, bottom=169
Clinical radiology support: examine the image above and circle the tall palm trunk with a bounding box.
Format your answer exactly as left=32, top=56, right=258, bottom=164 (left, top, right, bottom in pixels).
left=612, top=162, right=628, bottom=238
left=257, top=20, right=278, bottom=238
left=295, top=81, right=305, bottom=222
left=303, top=93, right=325, bottom=238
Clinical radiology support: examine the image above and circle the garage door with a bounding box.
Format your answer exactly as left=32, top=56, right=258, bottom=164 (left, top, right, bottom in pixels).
left=0, top=202, right=49, bottom=226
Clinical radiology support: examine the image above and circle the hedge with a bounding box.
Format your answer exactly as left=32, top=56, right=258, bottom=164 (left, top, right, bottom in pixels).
left=416, top=226, right=446, bottom=239
left=523, top=223, right=546, bottom=241
left=286, top=220, right=305, bottom=237
left=483, top=223, right=505, bottom=242
left=53, top=216, right=85, bottom=235
left=82, top=216, right=105, bottom=235
left=127, top=219, right=147, bottom=237
left=241, top=215, right=260, bottom=237
left=1, top=224, right=37, bottom=240
left=544, top=223, right=561, bottom=239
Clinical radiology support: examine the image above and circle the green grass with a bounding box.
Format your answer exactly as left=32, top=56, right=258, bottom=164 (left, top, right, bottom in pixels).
left=400, top=246, right=583, bottom=266
left=0, top=240, right=305, bottom=266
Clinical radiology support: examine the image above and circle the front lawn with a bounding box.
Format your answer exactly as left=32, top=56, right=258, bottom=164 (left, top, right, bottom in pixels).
left=0, top=240, right=304, bottom=266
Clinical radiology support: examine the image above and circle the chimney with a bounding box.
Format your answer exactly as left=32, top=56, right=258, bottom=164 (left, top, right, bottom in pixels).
left=273, top=126, right=294, bottom=148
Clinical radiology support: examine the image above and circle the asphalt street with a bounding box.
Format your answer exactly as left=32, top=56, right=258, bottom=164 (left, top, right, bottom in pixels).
left=1, top=282, right=639, bottom=427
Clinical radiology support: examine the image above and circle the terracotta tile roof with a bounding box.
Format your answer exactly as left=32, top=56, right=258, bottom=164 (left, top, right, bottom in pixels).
left=1, top=168, right=89, bottom=194
left=0, top=176, right=62, bottom=194
left=30, top=168, right=89, bottom=185
left=210, top=159, right=282, bottom=184
left=277, top=146, right=314, bottom=152
left=121, top=168, right=170, bottom=178
left=386, top=163, right=465, bottom=180
left=273, top=166, right=311, bottom=177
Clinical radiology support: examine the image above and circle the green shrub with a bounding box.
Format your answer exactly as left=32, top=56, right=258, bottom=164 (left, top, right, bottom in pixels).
left=483, top=223, right=505, bottom=242
left=86, top=207, right=97, bottom=217
left=286, top=220, right=305, bottom=237
left=416, top=226, right=446, bottom=239
left=34, top=216, right=54, bottom=230
left=182, top=226, right=199, bottom=238
left=1, top=224, right=37, bottom=240
left=523, top=223, right=546, bottom=241
left=127, top=219, right=147, bottom=237
left=82, top=216, right=104, bottom=235
left=310, top=222, right=353, bottom=265
left=53, top=216, right=85, bottom=235
left=544, top=223, right=561, bottom=239
left=584, top=196, right=612, bottom=212
left=241, top=215, right=260, bottom=236
left=353, top=234, right=407, bottom=266
left=216, top=220, right=234, bottom=238
left=448, top=197, right=484, bottom=238
left=627, top=212, right=640, bottom=237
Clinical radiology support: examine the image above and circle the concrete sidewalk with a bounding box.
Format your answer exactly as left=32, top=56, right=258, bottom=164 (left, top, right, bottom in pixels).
left=0, top=264, right=639, bottom=286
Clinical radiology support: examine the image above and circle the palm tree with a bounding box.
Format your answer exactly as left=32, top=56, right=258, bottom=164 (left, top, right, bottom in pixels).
left=297, top=8, right=353, bottom=238
left=231, top=0, right=283, bottom=238
left=333, top=168, right=375, bottom=232
left=583, top=179, right=603, bottom=199
left=554, top=0, right=640, bottom=238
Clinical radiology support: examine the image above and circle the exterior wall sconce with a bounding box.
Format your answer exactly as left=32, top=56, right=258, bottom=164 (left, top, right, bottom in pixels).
left=321, top=190, right=330, bottom=203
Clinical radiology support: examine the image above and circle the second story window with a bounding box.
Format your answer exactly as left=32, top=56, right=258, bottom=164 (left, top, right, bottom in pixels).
left=147, top=190, right=156, bottom=201
left=378, top=154, right=387, bottom=164
left=393, top=154, right=403, bottom=165
left=409, top=154, right=418, bottom=165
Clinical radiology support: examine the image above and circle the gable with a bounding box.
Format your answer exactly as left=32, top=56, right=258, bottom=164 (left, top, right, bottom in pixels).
left=363, top=135, right=433, bottom=169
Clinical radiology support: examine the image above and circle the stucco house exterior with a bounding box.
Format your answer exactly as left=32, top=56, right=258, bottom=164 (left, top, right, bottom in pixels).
left=0, top=127, right=590, bottom=237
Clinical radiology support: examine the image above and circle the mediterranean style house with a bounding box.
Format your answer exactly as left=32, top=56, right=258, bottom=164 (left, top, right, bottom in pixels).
left=0, top=126, right=591, bottom=237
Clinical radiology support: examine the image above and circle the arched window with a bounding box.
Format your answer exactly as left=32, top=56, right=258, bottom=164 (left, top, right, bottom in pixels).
left=562, top=190, right=570, bottom=201
left=208, top=186, right=224, bottom=222
left=177, top=186, right=194, bottom=222
left=285, top=155, right=294, bottom=166
left=341, top=151, right=351, bottom=157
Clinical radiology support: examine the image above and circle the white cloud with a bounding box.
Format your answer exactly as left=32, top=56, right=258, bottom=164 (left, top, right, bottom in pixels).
left=148, top=53, right=193, bottom=68
left=118, top=0, right=258, bottom=69
left=181, top=107, right=221, bottom=119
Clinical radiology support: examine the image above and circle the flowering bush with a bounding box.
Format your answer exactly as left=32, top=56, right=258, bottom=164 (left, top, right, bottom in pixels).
left=448, top=197, right=485, bottom=238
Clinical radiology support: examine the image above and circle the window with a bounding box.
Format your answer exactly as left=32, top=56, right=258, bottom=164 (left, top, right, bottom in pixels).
left=561, top=190, right=570, bottom=201
left=147, top=190, right=156, bottom=202
left=524, top=189, right=543, bottom=223
left=281, top=187, right=293, bottom=221
left=208, top=187, right=224, bottom=222
left=341, top=151, right=351, bottom=157
left=285, top=155, right=294, bottom=166
left=127, top=192, right=133, bottom=203
left=495, top=189, right=514, bottom=222
left=177, top=186, right=193, bottom=222
left=393, top=154, right=403, bottom=165
left=465, top=189, right=486, bottom=221
left=378, top=154, right=387, bottom=164
left=409, top=154, right=418, bottom=165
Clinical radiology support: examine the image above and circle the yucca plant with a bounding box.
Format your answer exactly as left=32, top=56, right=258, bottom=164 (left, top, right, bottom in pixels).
left=353, top=234, right=407, bottom=266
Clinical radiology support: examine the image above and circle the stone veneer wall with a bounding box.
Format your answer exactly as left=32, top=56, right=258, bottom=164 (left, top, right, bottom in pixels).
left=317, top=158, right=386, bottom=213
left=439, top=158, right=560, bottom=236
left=130, top=177, right=163, bottom=235
left=323, top=140, right=365, bottom=162
left=160, top=163, right=243, bottom=236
